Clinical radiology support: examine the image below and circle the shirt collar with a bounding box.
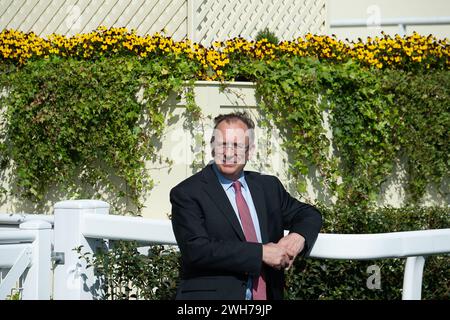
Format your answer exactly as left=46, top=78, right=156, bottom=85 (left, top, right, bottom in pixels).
left=212, top=163, right=247, bottom=191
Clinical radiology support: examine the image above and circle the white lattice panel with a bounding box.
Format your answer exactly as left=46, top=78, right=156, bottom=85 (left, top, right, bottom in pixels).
left=0, top=0, right=326, bottom=43
left=194, top=0, right=327, bottom=44
left=0, top=0, right=188, bottom=39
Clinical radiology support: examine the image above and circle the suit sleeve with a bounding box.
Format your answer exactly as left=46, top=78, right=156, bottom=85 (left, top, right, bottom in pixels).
left=275, top=177, right=323, bottom=257
left=170, top=185, right=263, bottom=276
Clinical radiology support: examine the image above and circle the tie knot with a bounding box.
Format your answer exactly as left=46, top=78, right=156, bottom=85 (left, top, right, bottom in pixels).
left=232, top=181, right=242, bottom=193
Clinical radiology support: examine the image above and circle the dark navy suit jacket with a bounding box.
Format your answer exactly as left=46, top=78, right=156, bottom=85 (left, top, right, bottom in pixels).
left=170, top=164, right=322, bottom=300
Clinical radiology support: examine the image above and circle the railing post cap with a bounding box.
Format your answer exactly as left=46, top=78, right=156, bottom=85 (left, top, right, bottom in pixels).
left=19, top=220, right=52, bottom=230
left=54, top=199, right=110, bottom=209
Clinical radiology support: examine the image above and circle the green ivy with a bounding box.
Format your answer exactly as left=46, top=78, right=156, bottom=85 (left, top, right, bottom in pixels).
left=0, top=51, right=448, bottom=210
left=256, top=56, right=335, bottom=196
left=0, top=55, right=200, bottom=210
left=251, top=57, right=449, bottom=206
left=379, top=69, right=449, bottom=202
left=324, top=61, right=400, bottom=205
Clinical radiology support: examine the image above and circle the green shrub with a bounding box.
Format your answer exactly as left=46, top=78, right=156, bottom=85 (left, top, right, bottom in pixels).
left=255, top=28, right=279, bottom=44
left=77, top=242, right=180, bottom=300
left=286, top=205, right=450, bottom=300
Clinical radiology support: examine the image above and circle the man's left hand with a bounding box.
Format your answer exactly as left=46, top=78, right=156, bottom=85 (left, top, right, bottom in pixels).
left=277, top=233, right=305, bottom=270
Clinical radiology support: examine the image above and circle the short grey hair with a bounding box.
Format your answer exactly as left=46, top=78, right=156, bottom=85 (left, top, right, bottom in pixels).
left=210, top=112, right=255, bottom=145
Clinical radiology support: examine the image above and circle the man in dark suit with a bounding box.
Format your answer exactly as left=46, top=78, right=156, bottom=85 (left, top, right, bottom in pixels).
left=170, top=112, right=322, bottom=300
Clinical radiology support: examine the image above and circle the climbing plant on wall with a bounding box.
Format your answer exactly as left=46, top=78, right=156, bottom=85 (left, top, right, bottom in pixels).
left=0, top=27, right=448, bottom=210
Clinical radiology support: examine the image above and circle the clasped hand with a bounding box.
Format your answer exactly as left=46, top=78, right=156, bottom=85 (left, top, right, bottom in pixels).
left=262, top=233, right=305, bottom=270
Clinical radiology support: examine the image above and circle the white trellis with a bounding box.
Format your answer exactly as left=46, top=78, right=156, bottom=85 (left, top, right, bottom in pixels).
left=0, top=199, right=449, bottom=300
left=0, top=0, right=326, bottom=44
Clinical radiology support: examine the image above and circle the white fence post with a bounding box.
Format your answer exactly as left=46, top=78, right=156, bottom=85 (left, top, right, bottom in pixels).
left=53, top=200, right=109, bottom=300
left=19, top=220, right=52, bottom=300
left=402, top=256, right=426, bottom=300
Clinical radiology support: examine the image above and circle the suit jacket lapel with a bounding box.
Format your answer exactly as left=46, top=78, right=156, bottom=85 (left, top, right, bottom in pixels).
left=201, top=164, right=246, bottom=241
left=245, top=173, right=269, bottom=244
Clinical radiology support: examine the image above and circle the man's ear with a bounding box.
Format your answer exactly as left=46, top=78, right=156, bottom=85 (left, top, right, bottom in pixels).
left=210, top=136, right=215, bottom=158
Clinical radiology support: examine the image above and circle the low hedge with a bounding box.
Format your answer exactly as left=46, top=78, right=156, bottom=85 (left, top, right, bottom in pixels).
left=81, top=205, right=449, bottom=300
left=285, top=205, right=450, bottom=300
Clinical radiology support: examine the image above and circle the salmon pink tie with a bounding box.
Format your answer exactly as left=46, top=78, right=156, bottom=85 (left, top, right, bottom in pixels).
left=232, top=181, right=267, bottom=300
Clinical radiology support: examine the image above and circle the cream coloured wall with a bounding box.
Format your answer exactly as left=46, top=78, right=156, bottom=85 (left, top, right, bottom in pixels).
left=327, top=0, right=450, bottom=40
left=142, top=82, right=303, bottom=219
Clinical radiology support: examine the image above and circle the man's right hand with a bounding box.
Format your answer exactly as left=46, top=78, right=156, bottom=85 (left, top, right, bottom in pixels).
left=262, top=243, right=290, bottom=270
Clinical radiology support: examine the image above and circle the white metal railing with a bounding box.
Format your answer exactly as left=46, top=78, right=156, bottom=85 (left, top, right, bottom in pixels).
left=0, top=214, right=54, bottom=226
left=53, top=200, right=450, bottom=300
left=0, top=218, right=52, bottom=300
left=1, top=200, right=449, bottom=300
left=330, top=16, right=450, bottom=36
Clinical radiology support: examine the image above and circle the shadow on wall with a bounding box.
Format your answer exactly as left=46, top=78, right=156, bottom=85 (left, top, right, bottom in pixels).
left=0, top=161, right=132, bottom=215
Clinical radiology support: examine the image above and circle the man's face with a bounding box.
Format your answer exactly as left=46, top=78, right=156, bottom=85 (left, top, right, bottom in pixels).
left=212, top=120, right=253, bottom=181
